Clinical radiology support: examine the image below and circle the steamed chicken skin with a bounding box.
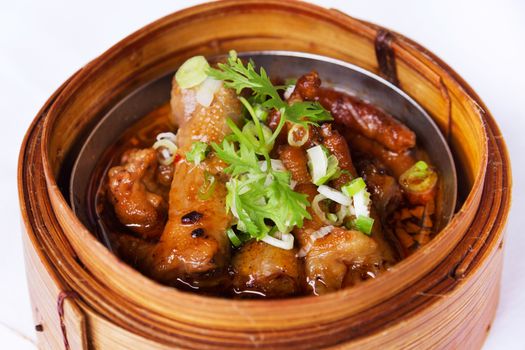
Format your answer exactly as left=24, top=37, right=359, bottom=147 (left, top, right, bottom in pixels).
left=292, top=183, right=385, bottom=295
left=146, top=160, right=232, bottom=281
left=276, top=73, right=394, bottom=295
left=232, top=240, right=302, bottom=297
left=318, top=88, right=416, bottom=153
left=102, top=53, right=438, bottom=297
left=170, top=76, right=242, bottom=152
left=358, top=160, right=403, bottom=217
left=112, top=79, right=242, bottom=284
left=107, top=148, right=170, bottom=239
left=305, top=227, right=383, bottom=294
left=278, top=70, right=415, bottom=154
left=281, top=141, right=389, bottom=296
left=343, top=130, right=415, bottom=178
left=145, top=80, right=241, bottom=282
left=277, top=145, right=311, bottom=185
left=319, top=123, right=357, bottom=188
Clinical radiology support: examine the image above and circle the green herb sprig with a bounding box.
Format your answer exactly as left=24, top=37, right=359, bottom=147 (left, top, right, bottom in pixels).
left=207, top=51, right=336, bottom=243
left=211, top=100, right=311, bottom=239
left=207, top=51, right=332, bottom=132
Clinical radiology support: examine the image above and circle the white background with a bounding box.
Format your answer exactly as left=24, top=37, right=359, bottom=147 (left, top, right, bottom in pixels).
left=1, top=1, right=523, bottom=349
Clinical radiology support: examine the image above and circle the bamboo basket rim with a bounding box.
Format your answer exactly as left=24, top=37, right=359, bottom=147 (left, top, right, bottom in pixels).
left=36, top=0, right=494, bottom=313
left=17, top=1, right=513, bottom=347
left=17, top=69, right=511, bottom=347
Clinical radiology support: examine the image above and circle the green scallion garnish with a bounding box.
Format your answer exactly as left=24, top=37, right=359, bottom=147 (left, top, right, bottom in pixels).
left=227, top=228, right=243, bottom=247
left=175, top=56, right=210, bottom=89
left=186, top=141, right=209, bottom=165
left=342, top=177, right=366, bottom=197
left=354, top=215, right=374, bottom=235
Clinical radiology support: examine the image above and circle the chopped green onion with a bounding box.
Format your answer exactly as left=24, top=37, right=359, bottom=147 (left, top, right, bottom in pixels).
left=307, top=145, right=340, bottom=186
left=198, top=171, right=216, bottom=200
left=312, top=193, right=329, bottom=224
left=284, top=84, right=296, bottom=100
left=399, top=161, right=438, bottom=193
left=186, top=141, right=209, bottom=165
left=316, top=155, right=339, bottom=186
left=326, top=213, right=338, bottom=223
left=312, top=193, right=343, bottom=226
left=317, top=185, right=351, bottom=206
left=307, top=145, right=327, bottom=183
left=342, top=177, right=366, bottom=197
left=195, top=77, right=222, bottom=107
left=153, top=139, right=178, bottom=165
left=156, top=132, right=177, bottom=143
left=261, top=232, right=294, bottom=250
left=175, top=56, right=210, bottom=89
left=287, top=124, right=309, bottom=147
left=352, top=187, right=371, bottom=218
left=415, top=160, right=428, bottom=171
left=227, top=228, right=243, bottom=247
left=254, top=104, right=268, bottom=122
left=242, top=121, right=274, bottom=154
left=228, top=49, right=238, bottom=61
left=354, top=215, right=374, bottom=235
left=341, top=177, right=372, bottom=219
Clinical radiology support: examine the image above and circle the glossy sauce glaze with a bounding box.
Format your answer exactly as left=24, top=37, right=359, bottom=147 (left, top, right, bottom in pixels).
left=90, top=73, right=439, bottom=298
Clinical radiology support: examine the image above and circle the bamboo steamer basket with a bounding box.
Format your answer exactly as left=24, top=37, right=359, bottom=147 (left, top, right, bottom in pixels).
left=18, top=1, right=511, bottom=349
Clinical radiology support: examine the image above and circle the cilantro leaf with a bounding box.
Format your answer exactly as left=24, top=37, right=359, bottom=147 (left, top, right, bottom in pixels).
left=224, top=171, right=310, bottom=239
left=264, top=172, right=311, bottom=233
left=207, top=50, right=332, bottom=128
left=226, top=174, right=270, bottom=238
left=208, top=55, right=283, bottom=107
left=213, top=135, right=311, bottom=239
left=207, top=50, right=333, bottom=244
left=286, top=101, right=333, bottom=126
left=211, top=139, right=260, bottom=176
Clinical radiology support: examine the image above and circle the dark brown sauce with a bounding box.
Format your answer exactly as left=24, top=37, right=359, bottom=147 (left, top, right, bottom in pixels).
left=89, top=94, right=438, bottom=298
left=88, top=104, right=174, bottom=253
left=89, top=104, right=237, bottom=297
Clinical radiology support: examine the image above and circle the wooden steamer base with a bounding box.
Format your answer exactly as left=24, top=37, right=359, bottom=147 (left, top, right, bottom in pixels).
left=18, top=1, right=511, bottom=349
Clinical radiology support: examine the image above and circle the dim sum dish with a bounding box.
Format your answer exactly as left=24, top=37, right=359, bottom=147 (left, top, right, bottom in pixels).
left=72, top=51, right=456, bottom=298
left=18, top=1, right=511, bottom=349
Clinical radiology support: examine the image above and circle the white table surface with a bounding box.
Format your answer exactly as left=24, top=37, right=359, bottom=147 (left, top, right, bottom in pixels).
left=1, top=0, right=523, bottom=348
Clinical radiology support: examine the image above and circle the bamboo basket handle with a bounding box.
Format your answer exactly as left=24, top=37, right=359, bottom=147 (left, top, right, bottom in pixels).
left=56, top=291, right=85, bottom=350
left=374, top=29, right=399, bottom=86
